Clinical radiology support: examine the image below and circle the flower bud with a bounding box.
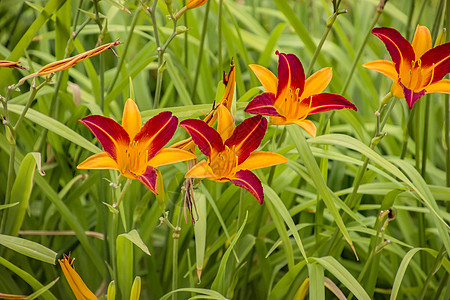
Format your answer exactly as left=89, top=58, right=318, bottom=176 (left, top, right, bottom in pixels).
left=186, top=0, right=208, bottom=9
left=130, top=276, right=141, bottom=300
left=176, top=26, right=189, bottom=35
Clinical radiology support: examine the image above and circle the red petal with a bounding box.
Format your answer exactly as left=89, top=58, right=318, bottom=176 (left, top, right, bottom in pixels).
left=136, top=166, right=158, bottom=194
left=134, top=111, right=178, bottom=160
left=230, top=170, right=264, bottom=204
left=80, top=115, right=130, bottom=160
left=421, top=42, right=450, bottom=84
left=307, top=93, right=357, bottom=114
left=180, top=119, right=225, bottom=158
left=372, top=27, right=415, bottom=74
left=244, top=93, right=279, bottom=116
left=225, top=115, right=267, bottom=164
left=400, top=83, right=425, bottom=109
left=285, top=53, right=305, bottom=94
left=275, top=51, right=305, bottom=97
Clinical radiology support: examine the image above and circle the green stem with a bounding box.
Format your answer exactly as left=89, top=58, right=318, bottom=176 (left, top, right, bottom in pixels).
left=346, top=93, right=393, bottom=210
left=107, top=3, right=143, bottom=95
left=340, top=1, right=384, bottom=96
left=190, top=0, right=211, bottom=100
left=150, top=2, right=178, bottom=109
left=218, top=0, right=223, bottom=76
left=306, top=2, right=345, bottom=77
left=400, top=106, right=416, bottom=159
left=183, top=0, right=189, bottom=68
left=171, top=206, right=183, bottom=300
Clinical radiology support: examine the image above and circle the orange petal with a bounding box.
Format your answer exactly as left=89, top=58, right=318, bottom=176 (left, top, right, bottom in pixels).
left=77, top=152, right=119, bottom=170
left=425, top=79, right=450, bottom=94
left=391, top=82, right=404, bottom=98
left=59, top=256, right=98, bottom=300
left=269, top=115, right=290, bottom=125
left=412, top=25, right=432, bottom=60
left=363, top=60, right=398, bottom=81
left=217, top=104, right=235, bottom=142
left=122, top=99, right=142, bottom=140
left=293, top=119, right=317, bottom=138
left=185, top=160, right=216, bottom=178
left=238, top=151, right=287, bottom=171
left=148, top=148, right=196, bottom=167
left=302, top=67, right=332, bottom=99
left=249, top=64, right=278, bottom=94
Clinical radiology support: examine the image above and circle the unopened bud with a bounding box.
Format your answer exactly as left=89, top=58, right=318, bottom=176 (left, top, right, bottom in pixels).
left=176, top=26, right=189, bottom=35
left=107, top=281, right=116, bottom=300
left=164, top=0, right=173, bottom=15
left=130, top=276, right=141, bottom=300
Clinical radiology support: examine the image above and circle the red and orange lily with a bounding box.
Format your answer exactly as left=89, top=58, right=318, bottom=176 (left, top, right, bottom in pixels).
left=180, top=105, right=287, bottom=204
left=59, top=254, right=98, bottom=300
left=363, top=25, right=450, bottom=109
left=245, top=51, right=357, bottom=137
left=78, top=99, right=196, bottom=193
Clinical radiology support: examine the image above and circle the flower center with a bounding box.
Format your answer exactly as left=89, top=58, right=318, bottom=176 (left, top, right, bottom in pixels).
left=209, top=146, right=238, bottom=179
left=401, top=59, right=434, bottom=92
left=275, top=88, right=310, bottom=121
left=118, top=141, right=148, bottom=177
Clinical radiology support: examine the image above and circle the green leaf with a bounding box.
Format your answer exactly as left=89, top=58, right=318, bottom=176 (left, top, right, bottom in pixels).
left=117, top=234, right=134, bottom=300
left=25, top=277, right=59, bottom=300
left=312, top=256, right=370, bottom=300
left=4, top=153, right=38, bottom=236
left=119, top=229, right=151, bottom=256
left=0, top=234, right=57, bottom=264
left=211, top=211, right=248, bottom=293
left=0, top=202, right=19, bottom=211
left=160, top=288, right=228, bottom=300
left=264, top=184, right=308, bottom=263
left=6, top=104, right=100, bottom=153
left=308, top=263, right=325, bottom=300
left=193, top=190, right=207, bottom=281
left=288, top=126, right=355, bottom=253
left=0, top=257, right=57, bottom=300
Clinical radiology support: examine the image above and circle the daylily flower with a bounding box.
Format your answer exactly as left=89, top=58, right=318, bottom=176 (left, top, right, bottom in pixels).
left=59, top=254, right=98, bottom=300
left=363, top=25, right=450, bottom=109
left=78, top=99, right=196, bottom=193
left=171, top=60, right=235, bottom=151
left=180, top=104, right=287, bottom=204
left=245, top=51, right=357, bottom=137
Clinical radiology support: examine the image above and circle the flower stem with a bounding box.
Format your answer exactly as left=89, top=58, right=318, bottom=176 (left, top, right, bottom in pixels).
left=218, top=0, right=223, bottom=76
left=306, top=1, right=345, bottom=77
left=345, top=93, right=393, bottom=210
left=190, top=0, right=211, bottom=100
left=340, top=0, right=386, bottom=96
left=107, top=4, right=142, bottom=96
left=172, top=208, right=183, bottom=300
left=149, top=0, right=178, bottom=109
left=400, top=105, right=416, bottom=159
